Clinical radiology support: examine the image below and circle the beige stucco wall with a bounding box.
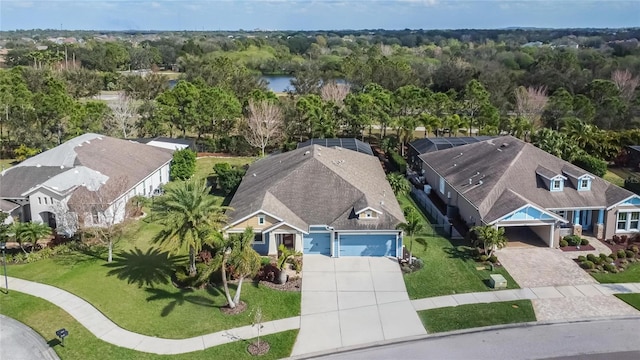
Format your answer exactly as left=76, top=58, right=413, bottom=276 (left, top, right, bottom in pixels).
left=605, top=204, right=640, bottom=240
left=228, top=213, right=279, bottom=232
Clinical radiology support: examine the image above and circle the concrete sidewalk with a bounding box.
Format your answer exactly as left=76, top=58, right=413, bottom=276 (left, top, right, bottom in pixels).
left=3, top=275, right=640, bottom=356
left=4, top=276, right=300, bottom=355
left=412, top=283, right=640, bottom=320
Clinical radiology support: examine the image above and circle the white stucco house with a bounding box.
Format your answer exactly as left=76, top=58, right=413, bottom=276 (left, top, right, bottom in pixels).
left=0, top=133, right=173, bottom=235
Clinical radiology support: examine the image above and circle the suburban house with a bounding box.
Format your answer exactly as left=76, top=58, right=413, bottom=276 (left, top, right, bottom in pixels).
left=416, top=136, right=640, bottom=247
left=408, top=136, right=495, bottom=170
left=0, top=133, right=173, bottom=234
left=297, top=138, right=374, bottom=156
left=223, top=144, right=406, bottom=257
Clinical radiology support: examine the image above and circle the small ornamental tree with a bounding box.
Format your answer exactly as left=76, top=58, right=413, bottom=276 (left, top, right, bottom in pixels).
left=213, top=162, right=246, bottom=195
left=170, top=148, right=196, bottom=181
left=471, top=225, right=507, bottom=257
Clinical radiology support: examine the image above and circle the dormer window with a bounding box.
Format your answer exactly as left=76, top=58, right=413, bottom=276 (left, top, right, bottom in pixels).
left=356, top=207, right=380, bottom=219
left=365, top=211, right=372, bottom=218
left=551, top=179, right=563, bottom=191
left=578, top=178, right=591, bottom=191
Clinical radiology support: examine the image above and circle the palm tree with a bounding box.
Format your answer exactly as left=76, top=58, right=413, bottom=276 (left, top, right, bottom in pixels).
left=217, top=227, right=261, bottom=309
left=420, top=114, right=441, bottom=138
left=396, top=208, right=424, bottom=264
left=471, top=225, right=507, bottom=257
left=152, top=179, right=227, bottom=276
left=444, top=114, right=468, bottom=137
left=386, top=173, right=411, bottom=195
left=12, top=221, right=52, bottom=254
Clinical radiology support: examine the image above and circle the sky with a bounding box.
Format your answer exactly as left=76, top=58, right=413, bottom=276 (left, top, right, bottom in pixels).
left=1, top=0, right=638, bottom=31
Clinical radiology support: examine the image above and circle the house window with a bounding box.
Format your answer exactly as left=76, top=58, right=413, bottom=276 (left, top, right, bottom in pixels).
left=44, top=197, right=48, bottom=205
left=551, top=180, right=562, bottom=191
left=578, top=178, right=591, bottom=191
left=38, top=197, right=42, bottom=205
left=365, top=211, right=372, bottom=218
left=253, top=233, right=264, bottom=244
left=617, top=211, right=640, bottom=231
left=257, top=215, right=265, bottom=225
left=439, top=176, right=445, bottom=194
left=91, top=207, right=100, bottom=223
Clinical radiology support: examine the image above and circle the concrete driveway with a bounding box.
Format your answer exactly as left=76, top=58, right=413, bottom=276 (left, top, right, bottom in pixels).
left=0, top=315, right=59, bottom=360
left=291, top=256, right=426, bottom=356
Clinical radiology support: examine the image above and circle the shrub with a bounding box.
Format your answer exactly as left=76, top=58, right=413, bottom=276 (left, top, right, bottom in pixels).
left=599, top=253, right=609, bottom=260
left=626, top=250, right=636, bottom=259
left=564, top=235, right=582, bottom=246
left=604, top=257, right=614, bottom=264
left=572, top=153, right=607, bottom=177
left=388, top=150, right=407, bottom=174
left=580, top=260, right=595, bottom=269
left=488, top=255, right=498, bottom=263
left=596, top=264, right=604, bottom=271
left=629, top=245, right=639, bottom=253
left=577, top=255, right=587, bottom=262
left=170, top=148, right=197, bottom=181
left=559, top=239, right=569, bottom=247
left=580, top=238, right=589, bottom=246
left=609, top=253, right=618, bottom=260
left=617, top=249, right=627, bottom=259
left=619, top=259, right=629, bottom=266
left=587, top=254, right=598, bottom=262
left=213, top=162, right=246, bottom=195
left=604, top=264, right=617, bottom=273
left=479, top=254, right=489, bottom=262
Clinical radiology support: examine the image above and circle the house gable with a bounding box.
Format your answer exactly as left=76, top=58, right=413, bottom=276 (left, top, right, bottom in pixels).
left=225, top=210, right=281, bottom=231
left=493, top=204, right=566, bottom=223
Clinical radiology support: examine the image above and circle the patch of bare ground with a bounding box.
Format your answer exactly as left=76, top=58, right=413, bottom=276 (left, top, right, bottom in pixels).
left=219, top=301, right=247, bottom=315
left=247, top=340, right=270, bottom=356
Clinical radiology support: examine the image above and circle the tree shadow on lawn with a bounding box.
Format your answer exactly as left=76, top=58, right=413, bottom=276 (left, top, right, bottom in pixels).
left=145, top=288, right=216, bottom=317
left=103, top=248, right=187, bottom=288
left=54, top=244, right=110, bottom=266
left=443, top=245, right=478, bottom=261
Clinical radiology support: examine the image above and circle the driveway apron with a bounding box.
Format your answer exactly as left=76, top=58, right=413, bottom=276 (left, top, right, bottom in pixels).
left=291, top=256, right=426, bottom=356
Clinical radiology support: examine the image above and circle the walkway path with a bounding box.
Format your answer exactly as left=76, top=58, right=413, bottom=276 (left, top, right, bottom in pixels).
left=3, top=276, right=640, bottom=356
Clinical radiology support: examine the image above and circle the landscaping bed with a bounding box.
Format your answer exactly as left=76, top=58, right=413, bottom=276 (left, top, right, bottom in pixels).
left=558, top=234, right=594, bottom=252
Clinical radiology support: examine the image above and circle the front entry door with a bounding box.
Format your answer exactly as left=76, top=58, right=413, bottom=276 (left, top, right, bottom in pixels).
left=581, top=210, right=592, bottom=231
left=280, top=234, right=295, bottom=249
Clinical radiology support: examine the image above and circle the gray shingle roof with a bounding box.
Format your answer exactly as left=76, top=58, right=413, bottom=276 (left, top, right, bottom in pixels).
left=227, top=145, right=405, bottom=231
left=297, top=138, right=374, bottom=156
left=419, top=136, right=634, bottom=223
left=410, top=136, right=496, bottom=154
left=1, top=133, right=173, bottom=202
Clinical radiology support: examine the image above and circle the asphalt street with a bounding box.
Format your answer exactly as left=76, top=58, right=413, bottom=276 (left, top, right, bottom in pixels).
left=308, top=318, right=640, bottom=360
left=0, top=314, right=59, bottom=360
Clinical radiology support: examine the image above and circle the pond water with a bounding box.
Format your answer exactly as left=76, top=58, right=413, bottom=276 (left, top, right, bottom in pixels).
left=169, top=76, right=346, bottom=93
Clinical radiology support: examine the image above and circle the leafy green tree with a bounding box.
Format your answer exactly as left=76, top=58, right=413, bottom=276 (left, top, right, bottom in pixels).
left=462, top=79, right=491, bottom=136
left=386, top=173, right=411, bottom=196
left=572, top=154, right=607, bottom=177
left=62, top=68, right=103, bottom=99
left=170, top=148, right=197, bottom=181
left=542, top=88, right=574, bottom=130
left=11, top=221, right=52, bottom=254
left=195, top=86, right=242, bottom=141
left=363, top=83, right=393, bottom=138
left=32, top=75, right=74, bottom=146
left=396, top=208, right=424, bottom=264
left=67, top=101, right=110, bottom=138
left=224, top=227, right=261, bottom=308
left=471, top=225, right=507, bottom=257
left=152, top=179, right=227, bottom=276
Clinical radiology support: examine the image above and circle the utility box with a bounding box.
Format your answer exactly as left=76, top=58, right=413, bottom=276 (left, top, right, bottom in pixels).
left=489, top=274, right=507, bottom=289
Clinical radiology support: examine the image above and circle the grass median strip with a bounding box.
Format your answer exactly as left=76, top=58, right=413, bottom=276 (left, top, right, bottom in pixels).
left=615, top=294, right=640, bottom=311
left=0, top=291, right=298, bottom=360
left=418, top=300, right=536, bottom=333
left=591, top=262, right=640, bottom=284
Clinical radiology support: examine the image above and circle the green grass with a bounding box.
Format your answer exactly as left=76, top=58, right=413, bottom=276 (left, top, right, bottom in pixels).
left=591, top=261, right=640, bottom=283
left=604, top=170, right=625, bottom=187
left=615, top=293, right=640, bottom=311
left=608, top=167, right=640, bottom=182
left=397, top=194, right=519, bottom=299
left=0, top=291, right=297, bottom=360
left=0, top=158, right=17, bottom=170
left=2, top=216, right=300, bottom=339
left=418, top=300, right=536, bottom=333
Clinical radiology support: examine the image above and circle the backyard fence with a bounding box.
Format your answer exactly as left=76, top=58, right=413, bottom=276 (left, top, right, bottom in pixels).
left=410, top=186, right=453, bottom=238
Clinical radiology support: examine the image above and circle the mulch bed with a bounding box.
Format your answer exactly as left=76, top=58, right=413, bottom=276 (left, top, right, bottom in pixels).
left=559, top=244, right=596, bottom=252
left=220, top=301, right=247, bottom=315
left=258, top=278, right=302, bottom=292
left=247, top=340, right=270, bottom=356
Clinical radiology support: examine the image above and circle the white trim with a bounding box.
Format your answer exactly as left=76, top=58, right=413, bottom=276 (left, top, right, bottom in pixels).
left=354, top=206, right=383, bottom=215
left=607, top=195, right=640, bottom=211
left=615, top=210, right=640, bottom=233
left=489, top=204, right=567, bottom=225
left=546, top=206, right=605, bottom=211
left=223, top=209, right=284, bottom=230
left=262, top=221, right=309, bottom=234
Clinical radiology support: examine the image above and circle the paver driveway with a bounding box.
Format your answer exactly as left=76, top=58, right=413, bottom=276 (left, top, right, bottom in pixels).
left=291, top=256, right=426, bottom=356
left=497, top=247, right=597, bottom=288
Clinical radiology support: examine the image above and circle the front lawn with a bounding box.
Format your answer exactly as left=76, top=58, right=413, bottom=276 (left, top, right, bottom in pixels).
left=591, top=261, right=640, bottom=283
left=418, top=300, right=536, bottom=333
left=0, top=291, right=297, bottom=360
left=615, top=294, right=640, bottom=311
left=397, top=194, right=519, bottom=299
left=3, top=216, right=300, bottom=339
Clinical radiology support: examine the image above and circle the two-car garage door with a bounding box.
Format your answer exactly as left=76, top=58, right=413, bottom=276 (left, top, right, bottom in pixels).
left=339, top=234, right=396, bottom=257
left=304, top=232, right=398, bottom=257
